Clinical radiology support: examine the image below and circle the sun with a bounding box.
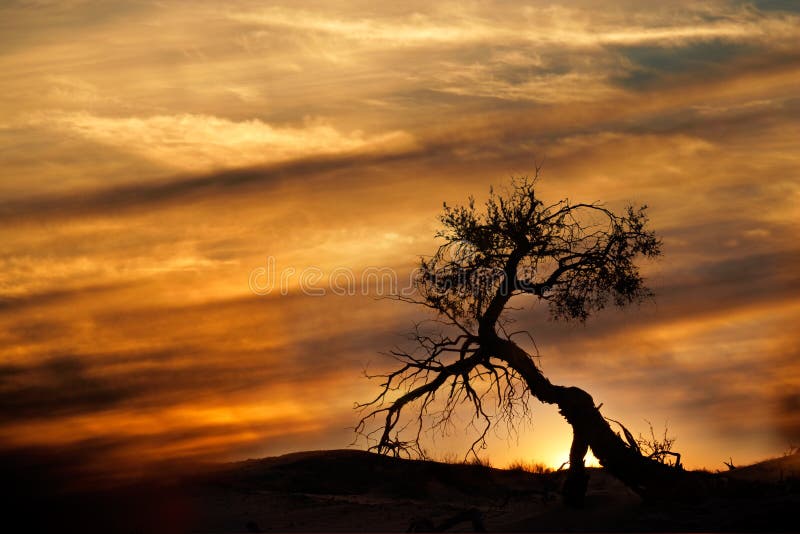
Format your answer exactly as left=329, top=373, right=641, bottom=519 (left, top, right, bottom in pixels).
left=547, top=449, right=601, bottom=470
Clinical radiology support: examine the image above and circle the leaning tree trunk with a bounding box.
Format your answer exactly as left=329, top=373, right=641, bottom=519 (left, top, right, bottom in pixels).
left=491, top=335, right=708, bottom=506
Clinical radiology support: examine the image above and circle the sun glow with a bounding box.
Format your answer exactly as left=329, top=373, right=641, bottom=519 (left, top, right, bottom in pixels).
left=543, top=449, right=601, bottom=471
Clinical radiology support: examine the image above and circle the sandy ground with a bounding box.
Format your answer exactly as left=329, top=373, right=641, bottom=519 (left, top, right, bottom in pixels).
left=3, top=449, right=799, bottom=532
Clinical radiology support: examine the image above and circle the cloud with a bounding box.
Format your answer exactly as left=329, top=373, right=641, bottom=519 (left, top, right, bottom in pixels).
left=29, top=112, right=415, bottom=171
left=0, top=142, right=436, bottom=224
left=434, top=68, right=621, bottom=104
left=228, top=3, right=798, bottom=49
left=0, top=355, right=138, bottom=423
left=0, top=281, right=419, bottom=470
left=776, top=388, right=800, bottom=443
left=215, top=2, right=800, bottom=106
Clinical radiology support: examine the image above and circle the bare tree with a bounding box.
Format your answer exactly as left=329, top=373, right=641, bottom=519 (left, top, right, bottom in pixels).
left=356, top=173, right=697, bottom=505
left=636, top=420, right=681, bottom=469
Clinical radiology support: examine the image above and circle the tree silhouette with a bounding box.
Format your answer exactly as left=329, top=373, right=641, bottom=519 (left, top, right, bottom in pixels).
left=357, top=173, right=694, bottom=505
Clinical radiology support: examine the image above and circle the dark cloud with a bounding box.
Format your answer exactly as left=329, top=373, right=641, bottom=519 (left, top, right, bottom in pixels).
left=657, top=247, right=800, bottom=308
left=0, top=1, right=148, bottom=53
left=748, top=0, right=800, bottom=13
left=0, top=355, right=151, bottom=422
left=0, top=142, right=444, bottom=223
left=507, top=246, right=800, bottom=356
left=0, top=282, right=135, bottom=313
left=610, top=40, right=757, bottom=90
left=0, top=289, right=417, bottom=426
left=775, top=388, right=800, bottom=443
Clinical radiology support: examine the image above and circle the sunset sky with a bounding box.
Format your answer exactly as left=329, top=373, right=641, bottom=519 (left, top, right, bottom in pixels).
left=1, top=0, right=799, bottom=478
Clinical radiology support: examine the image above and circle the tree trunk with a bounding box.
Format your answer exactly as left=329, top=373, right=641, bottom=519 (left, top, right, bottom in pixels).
left=491, top=335, right=705, bottom=505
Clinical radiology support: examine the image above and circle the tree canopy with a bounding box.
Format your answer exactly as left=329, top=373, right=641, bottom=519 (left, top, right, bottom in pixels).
left=419, top=175, right=660, bottom=327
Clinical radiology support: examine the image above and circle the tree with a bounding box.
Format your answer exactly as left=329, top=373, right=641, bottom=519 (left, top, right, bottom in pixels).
left=356, top=173, right=696, bottom=505
left=636, top=420, right=681, bottom=468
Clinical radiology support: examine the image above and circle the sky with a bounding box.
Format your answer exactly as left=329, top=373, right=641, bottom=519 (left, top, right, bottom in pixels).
left=1, top=0, right=799, bottom=480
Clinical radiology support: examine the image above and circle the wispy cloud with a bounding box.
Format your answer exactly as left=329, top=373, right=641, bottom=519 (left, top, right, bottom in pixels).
left=28, top=112, right=415, bottom=171
left=229, top=4, right=799, bottom=49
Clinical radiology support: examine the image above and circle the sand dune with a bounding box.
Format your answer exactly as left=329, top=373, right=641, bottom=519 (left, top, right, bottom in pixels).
left=5, top=448, right=799, bottom=533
